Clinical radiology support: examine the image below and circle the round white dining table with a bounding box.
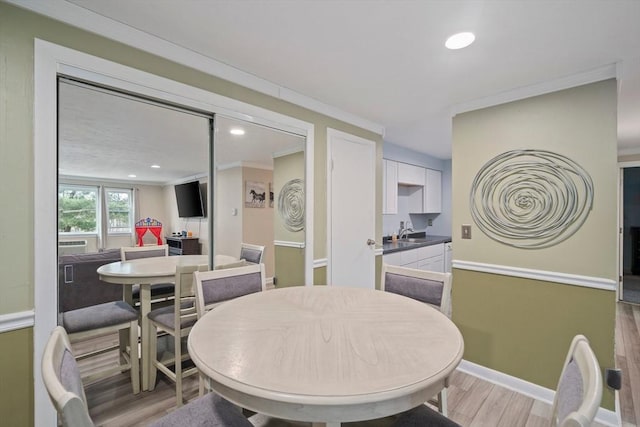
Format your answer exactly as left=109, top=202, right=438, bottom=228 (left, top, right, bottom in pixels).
left=188, top=286, right=464, bottom=426
left=98, top=254, right=211, bottom=390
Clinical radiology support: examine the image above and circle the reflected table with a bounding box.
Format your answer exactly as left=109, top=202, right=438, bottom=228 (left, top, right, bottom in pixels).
left=188, top=286, right=464, bottom=426
left=98, top=254, right=208, bottom=390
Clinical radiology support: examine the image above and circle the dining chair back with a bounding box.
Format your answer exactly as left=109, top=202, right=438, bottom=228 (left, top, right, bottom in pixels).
left=147, top=263, right=208, bottom=406
left=42, top=326, right=95, bottom=427
left=550, top=334, right=603, bottom=427
left=120, top=244, right=169, bottom=261
left=381, top=263, right=453, bottom=415
left=381, top=264, right=452, bottom=317
left=194, top=263, right=266, bottom=319
left=239, top=242, right=265, bottom=265
left=121, top=244, right=174, bottom=302
left=42, top=326, right=253, bottom=427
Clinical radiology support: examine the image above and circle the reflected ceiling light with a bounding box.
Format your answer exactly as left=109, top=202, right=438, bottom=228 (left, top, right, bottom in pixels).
left=230, top=128, right=245, bottom=136
left=151, top=164, right=160, bottom=168
left=128, top=174, right=137, bottom=178
left=445, top=32, right=475, bottom=50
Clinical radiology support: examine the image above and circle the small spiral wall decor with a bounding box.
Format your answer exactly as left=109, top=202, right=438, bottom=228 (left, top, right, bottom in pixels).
left=278, top=178, right=305, bottom=232
left=470, top=149, right=593, bottom=249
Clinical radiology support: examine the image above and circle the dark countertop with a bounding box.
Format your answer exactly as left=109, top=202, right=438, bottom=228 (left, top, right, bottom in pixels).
left=382, top=233, right=451, bottom=254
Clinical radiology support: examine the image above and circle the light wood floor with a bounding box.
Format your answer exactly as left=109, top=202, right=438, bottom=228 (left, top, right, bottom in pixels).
left=77, top=302, right=640, bottom=426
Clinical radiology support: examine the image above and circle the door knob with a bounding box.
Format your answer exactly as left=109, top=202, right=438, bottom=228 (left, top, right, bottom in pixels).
left=367, top=239, right=376, bottom=246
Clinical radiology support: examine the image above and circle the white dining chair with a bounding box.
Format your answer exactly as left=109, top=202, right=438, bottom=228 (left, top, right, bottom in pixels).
left=550, top=334, right=603, bottom=427
left=239, top=242, right=265, bottom=264
left=59, top=300, right=140, bottom=395
left=147, top=263, right=208, bottom=407
left=121, top=244, right=174, bottom=303
left=381, top=263, right=453, bottom=415
left=42, top=326, right=253, bottom=427
left=193, top=263, right=266, bottom=395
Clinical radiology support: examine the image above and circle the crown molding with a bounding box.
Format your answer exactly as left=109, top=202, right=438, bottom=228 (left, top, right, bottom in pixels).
left=7, top=0, right=384, bottom=136
left=451, top=63, right=618, bottom=116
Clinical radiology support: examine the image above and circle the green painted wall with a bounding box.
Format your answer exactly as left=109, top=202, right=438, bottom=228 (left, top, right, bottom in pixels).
left=274, top=246, right=305, bottom=287
left=451, top=81, right=618, bottom=410
left=0, top=328, right=34, bottom=427
left=453, top=269, right=615, bottom=408
left=314, top=266, right=327, bottom=286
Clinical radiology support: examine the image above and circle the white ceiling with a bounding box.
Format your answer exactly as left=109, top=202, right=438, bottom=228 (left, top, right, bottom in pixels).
left=53, top=1, right=640, bottom=159
left=58, top=81, right=305, bottom=184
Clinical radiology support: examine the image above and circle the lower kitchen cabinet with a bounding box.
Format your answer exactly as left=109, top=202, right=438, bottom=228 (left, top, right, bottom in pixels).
left=383, top=243, right=444, bottom=273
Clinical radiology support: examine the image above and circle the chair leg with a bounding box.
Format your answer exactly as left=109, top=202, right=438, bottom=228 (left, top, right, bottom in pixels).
left=175, top=332, right=183, bottom=407
left=128, top=320, right=140, bottom=394
left=119, top=328, right=129, bottom=367
left=438, top=389, right=448, bottom=416
left=199, top=372, right=206, bottom=397
left=148, top=324, right=158, bottom=391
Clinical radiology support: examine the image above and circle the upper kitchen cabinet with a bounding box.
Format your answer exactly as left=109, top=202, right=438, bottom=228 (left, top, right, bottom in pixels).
left=384, top=159, right=442, bottom=215
left=424, top=168, right=442, bottom=213
left=397, top=162, right=425, bottom=186
left=383, top=159, right=398, bottom=214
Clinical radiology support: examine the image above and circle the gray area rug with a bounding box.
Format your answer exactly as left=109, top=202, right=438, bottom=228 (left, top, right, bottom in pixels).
left=623, top=275, right=640, bottom=304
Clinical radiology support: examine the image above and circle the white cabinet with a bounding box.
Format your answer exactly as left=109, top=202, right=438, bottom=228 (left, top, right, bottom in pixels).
left=383, top=159, right=442, bottom=215
left=383, top=159, right=398, bottom=214
left=383, top=243, right=444, bottom=273
left=416, top=244, right=444, bottom=272
left=424, top=168, right=442, bottom=213
left=383, top=248, right=417, bottom=268
left=397, top=163, right=425, bottom=186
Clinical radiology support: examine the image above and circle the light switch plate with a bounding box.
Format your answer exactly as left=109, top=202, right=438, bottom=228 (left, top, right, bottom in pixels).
left=462, top=224, right=472, bottom=239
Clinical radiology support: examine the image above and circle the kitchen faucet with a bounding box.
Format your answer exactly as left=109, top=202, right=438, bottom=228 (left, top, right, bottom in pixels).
left=399, top=220, right=413, bottom=240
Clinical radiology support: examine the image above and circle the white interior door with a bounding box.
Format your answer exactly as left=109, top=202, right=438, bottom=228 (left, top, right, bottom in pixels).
left=327, top=129, right=376, bottom=288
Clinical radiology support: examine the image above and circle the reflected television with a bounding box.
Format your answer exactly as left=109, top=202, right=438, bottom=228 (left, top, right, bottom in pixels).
left=174, top=180, right=206, bottom=218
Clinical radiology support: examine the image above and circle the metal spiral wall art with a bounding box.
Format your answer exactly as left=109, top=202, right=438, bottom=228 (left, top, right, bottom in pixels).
left=278, top=178, right=305, bottom=232
left=470, top=149, right=593, bottom=249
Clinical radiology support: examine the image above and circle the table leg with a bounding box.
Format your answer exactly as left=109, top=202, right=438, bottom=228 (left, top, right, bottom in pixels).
left=140, top=283, right=152, bottom=391
left=119, top=286, right=135, bottom=366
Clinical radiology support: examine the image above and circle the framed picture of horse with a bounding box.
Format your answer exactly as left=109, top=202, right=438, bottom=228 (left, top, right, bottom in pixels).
left=245, top=181, right=266, bottom=208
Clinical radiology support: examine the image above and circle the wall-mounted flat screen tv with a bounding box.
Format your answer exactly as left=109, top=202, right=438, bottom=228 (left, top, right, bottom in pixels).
left=174, top=180, right=206, bottom=218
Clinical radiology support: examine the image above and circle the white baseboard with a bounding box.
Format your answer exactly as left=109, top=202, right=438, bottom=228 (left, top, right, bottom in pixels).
left=458, top=359, right=620, bottom=427
left=0, top=310, right=35, bottom=333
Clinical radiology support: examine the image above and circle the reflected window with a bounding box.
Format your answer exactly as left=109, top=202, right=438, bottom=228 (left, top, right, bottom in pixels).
left=106, top=188, right=133, bottom=234
left=58, top=184, right=98, bottom=234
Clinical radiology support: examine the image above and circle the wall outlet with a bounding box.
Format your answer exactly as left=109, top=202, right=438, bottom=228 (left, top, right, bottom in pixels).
left=427, top=218, right=433, bottom=226
left=462, top=224, right=472, bottom=239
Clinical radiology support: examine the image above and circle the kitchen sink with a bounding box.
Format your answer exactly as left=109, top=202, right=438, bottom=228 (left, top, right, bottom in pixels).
left=400, top=237, right=427, bottom=243
left=395, top=240, right=419, bottom=246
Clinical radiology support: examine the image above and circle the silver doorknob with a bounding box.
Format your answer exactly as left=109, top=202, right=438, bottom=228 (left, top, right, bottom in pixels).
left=367, top=239, right=376, bottom=246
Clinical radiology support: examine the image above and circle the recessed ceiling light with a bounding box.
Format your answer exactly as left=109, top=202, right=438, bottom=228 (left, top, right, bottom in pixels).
left=445, top=32, right=475, bottom=50
left=230, top=128, right=245, bottom=136
left=151, top=164, right=160, bottom=168
left=128, top=174, right=137, bottom=178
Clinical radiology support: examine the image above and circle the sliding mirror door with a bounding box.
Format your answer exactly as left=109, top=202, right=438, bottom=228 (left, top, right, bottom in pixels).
left=214, top=116, right=306, bottom=286
left=57, top=78, right=310, bottom=320
left=57, top=79, right=212, bottom=314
